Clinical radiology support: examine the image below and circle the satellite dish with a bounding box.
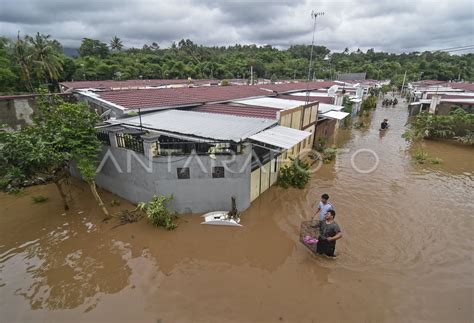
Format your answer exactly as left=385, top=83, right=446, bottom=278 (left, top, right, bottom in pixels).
left=328, top=85, right=339, bottom=96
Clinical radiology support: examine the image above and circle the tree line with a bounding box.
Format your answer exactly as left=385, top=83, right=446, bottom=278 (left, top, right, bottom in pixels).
left=0, top=33, right=473, bottom=95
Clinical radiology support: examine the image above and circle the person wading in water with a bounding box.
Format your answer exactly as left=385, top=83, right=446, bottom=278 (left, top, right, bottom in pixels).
left=317, top=210, right=342, bottom=257
left=380, top=118, right=389, bottom=130
left=313, top=193, right=333, bottom=228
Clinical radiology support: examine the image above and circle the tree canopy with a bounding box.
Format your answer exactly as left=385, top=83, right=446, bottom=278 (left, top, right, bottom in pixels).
left=0, top=33, right=473, bottom=95
left=0, top=93, right=109, bottom=216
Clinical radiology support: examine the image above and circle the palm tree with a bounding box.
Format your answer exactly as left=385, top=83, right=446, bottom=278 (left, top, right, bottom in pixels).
left=26, top=32, right=63, bottom=84
left=15, top=33, right=34, bottom=92
left=110, top=36, right=123, bottom=51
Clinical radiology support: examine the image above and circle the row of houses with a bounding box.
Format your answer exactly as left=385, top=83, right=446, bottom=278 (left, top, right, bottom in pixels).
left=68, top=80, right=358, bottom=213
left=0, top=79, right=377, bottom=213
left=407, top=80, right=474, bottom=115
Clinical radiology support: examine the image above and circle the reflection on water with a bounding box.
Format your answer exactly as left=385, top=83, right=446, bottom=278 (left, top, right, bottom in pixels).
left=0, top=98, right=473, bottom=322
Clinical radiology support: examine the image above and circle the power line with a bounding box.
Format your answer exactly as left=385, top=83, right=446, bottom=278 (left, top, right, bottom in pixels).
left=444, top=47, right=474, bottom=53
left=433, top=45, right=474, bottom=52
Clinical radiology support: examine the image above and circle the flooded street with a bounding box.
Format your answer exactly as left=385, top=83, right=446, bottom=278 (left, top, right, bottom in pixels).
left=1, top=100, right=473, bottom=323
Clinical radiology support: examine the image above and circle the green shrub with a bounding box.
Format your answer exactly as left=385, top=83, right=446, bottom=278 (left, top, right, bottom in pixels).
left=110, top=199, right=121, bottom=207
left=278, top=158, right=310, bottom=189
left=406, top=108, right=474, bottom=144
left=353, top=121, right=366, bottom=129
left=137, top=195, right=178, bottom=230
left=7, top=187, right=25, bottom=195
left=314, top=136, right=327, bottom=152
left=412, top=149, right=429, bottom=164
left=359, top=95, right=377, bottom=115
left=32, top=195, right=49, bottom=203
left=322, top=147, right=337, bottom=164
left=430, top=157, right=443, bottom=165
left=455, top=130, right=474, bottom=145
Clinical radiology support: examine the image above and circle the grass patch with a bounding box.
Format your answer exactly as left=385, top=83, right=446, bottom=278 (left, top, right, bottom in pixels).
left=322, top=147, right=337, bottom=164
left=412, top=149, right=429, bottom=164
left=32, top=195, right=49, bottom=203
left=7, top=187, right=25, bottom=196
left=430, top=157, right=443, bottom=164
left=412, top=149, right=442, bottom=165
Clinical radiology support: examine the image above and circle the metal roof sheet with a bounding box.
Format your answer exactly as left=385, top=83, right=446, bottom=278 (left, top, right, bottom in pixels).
left=290, top=92, right=332, bottom=97
left=233, top=97, right=305, bottom=110
left=441, top=98, right=474, bottom=104
left=320, top=111, right=350, bottom=120
left=110, top=109, right=277, bottom=142
left=249, top=125, right=312, bottom=149
left=318, top=103, right=344, bottom=114
left=193, top=103, right=279, bottom=119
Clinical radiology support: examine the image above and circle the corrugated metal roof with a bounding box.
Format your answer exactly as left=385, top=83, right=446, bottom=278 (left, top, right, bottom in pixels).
left=320, top=111, right=350, bottom=120
left=318, top=103, right=344, bottom=114
left=278, top=94, right=332, bottom=104
left=249, top=126, right=311, bottom=149
left=290, top=92, right=332, bottom=97
left=111, top=109, right=277, bottom=142
left=192, top=103, right=279, bottom=119
left=233, top=97, right=306, bottom=110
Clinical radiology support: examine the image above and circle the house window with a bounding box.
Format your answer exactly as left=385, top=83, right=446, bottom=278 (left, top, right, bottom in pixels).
left=212, top=166, right=225, bottom=178
left=177, top=167, right=190, bottom=179
left=97, top=131, right=110, bottom=145
left=116, top=133, right=144, bottom=153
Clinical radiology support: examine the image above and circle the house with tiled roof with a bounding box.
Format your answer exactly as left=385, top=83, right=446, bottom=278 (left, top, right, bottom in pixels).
left=73, top=81, right=351, bottom=212
left=407, top=81, right=474, bottom=115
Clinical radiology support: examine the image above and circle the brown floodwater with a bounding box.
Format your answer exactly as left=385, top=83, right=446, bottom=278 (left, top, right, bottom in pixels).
left=1, top=99, right=473, bottom=323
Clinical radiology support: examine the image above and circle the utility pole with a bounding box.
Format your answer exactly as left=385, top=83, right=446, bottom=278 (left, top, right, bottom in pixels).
left=400, top=70, right=407, bottom=96
left=138, top=108, right=143, bottom=132
left=250, top=66, right=254, bottom=85
left=305, top=11, right=324, bottom=105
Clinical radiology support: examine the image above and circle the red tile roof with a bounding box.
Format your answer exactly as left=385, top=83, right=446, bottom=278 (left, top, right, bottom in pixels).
left=448, top=82, right=474, bottom=92
left=60, top=79, right=221, bottom=91
left=412, top=80, right=448, bottom=86
left=427, top=93, right=474, bottom=100
left=95, top=86, right=275, bottom=110
left=192, top=103, right=279, bottom=119
left=82, top=81, right=340, bottom=110
left=258, top=81, right=338, bottom=93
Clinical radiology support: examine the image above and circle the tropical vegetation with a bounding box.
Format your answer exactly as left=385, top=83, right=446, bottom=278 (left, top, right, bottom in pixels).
left=278, top=158, right=311, bottom=189
left=0, top=34, right=473, bottom=94
left=0, top=92, right=110, bottom=217
left=404, top=108, right=474, bottom=144
left=137, top=195, right=178, bottom=230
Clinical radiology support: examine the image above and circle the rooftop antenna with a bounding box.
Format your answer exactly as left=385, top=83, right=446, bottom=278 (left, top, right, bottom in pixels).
left=305, top=11, right=324, bottom=106
left=138, top=108, right=143, bottom=131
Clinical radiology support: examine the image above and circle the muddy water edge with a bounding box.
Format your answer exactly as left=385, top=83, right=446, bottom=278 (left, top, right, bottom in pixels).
left=1, top=99, right=473, bottom=323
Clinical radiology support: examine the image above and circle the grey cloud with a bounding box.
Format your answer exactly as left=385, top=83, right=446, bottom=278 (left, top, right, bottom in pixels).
left=0, top=0, right=472, bottom=53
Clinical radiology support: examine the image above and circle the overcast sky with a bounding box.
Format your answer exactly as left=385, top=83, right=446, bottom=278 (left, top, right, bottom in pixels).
left=1, top=0, right=473, bottom=53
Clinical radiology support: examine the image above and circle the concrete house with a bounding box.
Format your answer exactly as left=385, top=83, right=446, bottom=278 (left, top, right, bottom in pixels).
left=408, top=81, right=474, bottom=115
left=71, top=81, right=351, bottom=213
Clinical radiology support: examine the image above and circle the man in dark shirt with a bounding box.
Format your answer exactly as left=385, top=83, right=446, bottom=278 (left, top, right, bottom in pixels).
left=317, top=210, right=342, bottom=257
left=380, top=118, right=389, bottom=130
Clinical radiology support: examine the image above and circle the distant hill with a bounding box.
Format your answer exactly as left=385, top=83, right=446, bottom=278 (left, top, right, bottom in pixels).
left=63, top=47, right=79, bottom=57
